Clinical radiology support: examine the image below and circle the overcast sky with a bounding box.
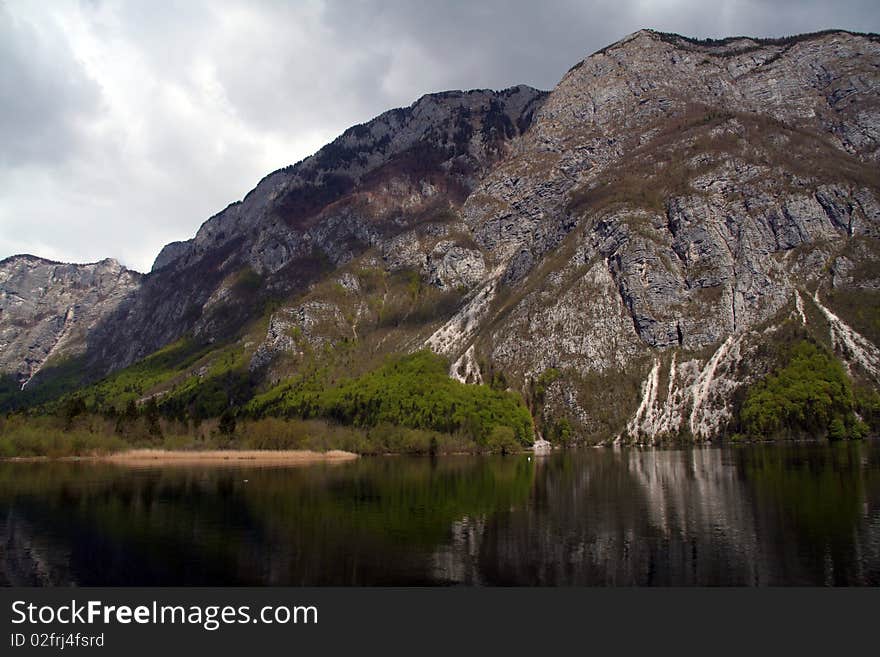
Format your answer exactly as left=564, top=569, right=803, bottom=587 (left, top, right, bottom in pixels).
left=2, top=0, right=878, bottom=272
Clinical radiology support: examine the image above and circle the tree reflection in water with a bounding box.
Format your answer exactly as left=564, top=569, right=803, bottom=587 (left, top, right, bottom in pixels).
left=2, top=441, right=878, bottom=586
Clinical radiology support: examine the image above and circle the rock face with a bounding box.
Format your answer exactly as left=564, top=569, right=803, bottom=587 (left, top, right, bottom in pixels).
left=429, top=29, right=880, bottom=441
left=2, top=29, right=879, bottom=443
left=0, top=256, right=141, bottom=387
left=85, top=85, right=546, bottom=375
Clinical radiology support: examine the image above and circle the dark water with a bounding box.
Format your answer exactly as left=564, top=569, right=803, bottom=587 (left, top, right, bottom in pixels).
left=2, top=441, right=880, bottom=586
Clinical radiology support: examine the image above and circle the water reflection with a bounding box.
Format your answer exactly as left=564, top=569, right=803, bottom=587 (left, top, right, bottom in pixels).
left=1, top=441, right=879, bottom=586
left=467, top=443, right=880, bottom=585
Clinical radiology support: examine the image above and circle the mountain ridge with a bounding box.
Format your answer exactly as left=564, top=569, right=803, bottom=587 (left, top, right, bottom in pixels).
left=2, top=28, right=879, bottom=446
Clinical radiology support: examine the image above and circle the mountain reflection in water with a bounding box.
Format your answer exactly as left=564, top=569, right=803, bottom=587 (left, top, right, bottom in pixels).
left=2, top=441, right=879, bottom=586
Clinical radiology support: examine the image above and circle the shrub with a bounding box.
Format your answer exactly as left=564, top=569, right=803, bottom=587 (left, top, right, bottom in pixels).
left=547, top=418, right=574, bottom=447
left=218, top=408, right=237, bottom=435
left=739, top=340, right=865, bottom=440
left=0, top=415, right=127, bottom=458
left=486, top=426, right=521, bottom=454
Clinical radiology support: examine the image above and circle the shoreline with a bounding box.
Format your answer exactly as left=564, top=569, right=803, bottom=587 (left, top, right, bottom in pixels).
left=1, top=448, right=360, bottom=466
left=2, top=435, right=876, bottom=464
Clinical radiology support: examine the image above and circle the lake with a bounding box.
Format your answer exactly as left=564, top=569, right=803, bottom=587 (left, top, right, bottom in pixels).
left=2, top=440, right=879, bottom=585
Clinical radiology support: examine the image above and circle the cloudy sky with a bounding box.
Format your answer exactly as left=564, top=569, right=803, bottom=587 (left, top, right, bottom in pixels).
left=2, top=1, right=878, bottom=272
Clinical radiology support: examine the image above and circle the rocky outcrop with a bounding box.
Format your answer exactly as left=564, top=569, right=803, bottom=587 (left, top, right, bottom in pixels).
left=249, top=300, right=349, bottom=372
left=151, top=240, right=192, bottom=272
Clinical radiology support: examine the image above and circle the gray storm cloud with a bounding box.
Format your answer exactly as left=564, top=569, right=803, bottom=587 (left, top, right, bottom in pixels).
left=1, top=0, right=878, bottom=272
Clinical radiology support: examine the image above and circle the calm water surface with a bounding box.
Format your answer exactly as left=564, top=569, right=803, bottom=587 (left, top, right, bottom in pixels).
left=2, top=441, right=879, bottom=585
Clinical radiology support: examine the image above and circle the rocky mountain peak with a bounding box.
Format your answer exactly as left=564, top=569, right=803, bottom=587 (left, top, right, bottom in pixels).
left=154, top=84, right=547, bottom=276
left=0, top=255, right=141, bottom=388
left=2, top=28, right=879, bottom=446
left=461, top=29, right=879, bottom=277
left=88, top=83, right=548, bottom=375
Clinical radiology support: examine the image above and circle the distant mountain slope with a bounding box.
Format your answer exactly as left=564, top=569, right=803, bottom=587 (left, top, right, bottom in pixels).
left=0, top=255, right=141, bottom=390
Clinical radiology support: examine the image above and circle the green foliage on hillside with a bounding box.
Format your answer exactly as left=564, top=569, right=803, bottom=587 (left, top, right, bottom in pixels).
left=739, top=340, right=867, bottom=440
left=531, top=368, right=560, bottom=408
left=0, top=356, right=90, bottom=412
left=68, top=338, right=211, bottom=411
left=3, top=253, right=529, bottom=453
left=28, top=338, right=257, bottom=424
left=154, top=344, right=254, bottom=420
left=0, top=375, right=21, bottom=412
left=231, top=266, right=263, bottom=295
left=247, top=350, right=533, bottom=445
left=855, top=385, right=880, bottom=434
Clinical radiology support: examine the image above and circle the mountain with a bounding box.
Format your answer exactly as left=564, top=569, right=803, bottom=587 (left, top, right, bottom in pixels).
left=0, top=256, right=141, bottom=391
left=2, top=29, right=879, bottom=445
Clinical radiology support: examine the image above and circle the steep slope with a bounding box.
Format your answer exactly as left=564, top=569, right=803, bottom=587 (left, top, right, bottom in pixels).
left=0, top=256, right=141, bottom=393
left=424, top=29, right=880, bottom=441
left=83, top=86, right=546, bottom=377
left=2, top=29, right=879, bottom=446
